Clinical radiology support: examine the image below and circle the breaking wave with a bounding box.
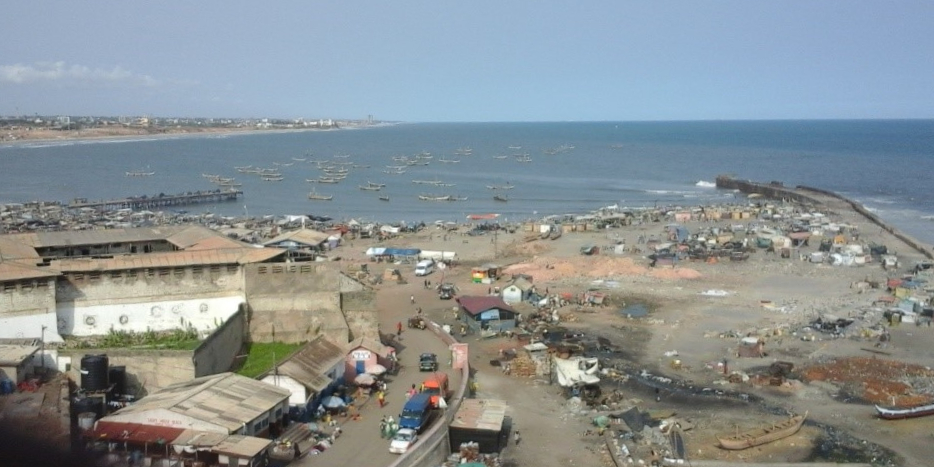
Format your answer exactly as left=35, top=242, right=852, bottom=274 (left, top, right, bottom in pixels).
left=695, top=180, right=716, bottom=188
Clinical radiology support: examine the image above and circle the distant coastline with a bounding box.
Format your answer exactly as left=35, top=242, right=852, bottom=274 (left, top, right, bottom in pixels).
left=0, top=122, right=394, bottom=147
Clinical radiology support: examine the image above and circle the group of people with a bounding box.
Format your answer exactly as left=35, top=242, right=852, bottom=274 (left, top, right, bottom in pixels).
left=379, top=416, right=399, bottom=439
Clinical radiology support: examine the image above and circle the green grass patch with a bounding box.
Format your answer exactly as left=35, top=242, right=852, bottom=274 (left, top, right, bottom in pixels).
left=236, top=342, right=304, bottom=378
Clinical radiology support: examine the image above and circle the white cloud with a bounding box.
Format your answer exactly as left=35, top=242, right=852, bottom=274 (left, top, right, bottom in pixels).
left=0, top=61, right=163, bottom=86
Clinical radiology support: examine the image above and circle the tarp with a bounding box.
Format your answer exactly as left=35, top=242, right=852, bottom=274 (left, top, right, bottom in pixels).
left=553, top=357, right=600, bottom=387
left=365, top=247, right=421, bottom=256
left=420, top=250, right=457, bottom=260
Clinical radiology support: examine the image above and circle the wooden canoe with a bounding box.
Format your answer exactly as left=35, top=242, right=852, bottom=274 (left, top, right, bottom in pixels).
left=875, top=402, right=934, bottom=420
left=716, top=412, right=806, bottom=450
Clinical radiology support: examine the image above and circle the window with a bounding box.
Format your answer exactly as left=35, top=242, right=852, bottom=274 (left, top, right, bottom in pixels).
left=158, top=269, right=169, bottom=277
left=272, top=265, right=283, bottom=274
left=36, top=280, right=48, bottom=289
left=127, top=270, right=138, bottom=279
left=192, top=266, right=203, bottom=276
left=110, top=271, right=123, bottom=279
left=3, top=282, right=15, bottom=292
left=210, top=265, right=221, bottom=274
left=146, top=269, right=156, bottom=277
left=227, top=265, right=238, bottom=273
left=20, top=281, right=33, bottom=291
left=174, top=268, right=185, bottom=278
left=300, top=265, right=311, bottom=273
left=73, top=273, right=84, bottom=281
left=257, top=266, right=268, bottom=274
left=89, top=272, right=101, bottom=281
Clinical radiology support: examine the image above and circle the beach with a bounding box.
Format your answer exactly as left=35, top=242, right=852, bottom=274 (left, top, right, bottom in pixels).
left=338, top=186, right=932, bottom=466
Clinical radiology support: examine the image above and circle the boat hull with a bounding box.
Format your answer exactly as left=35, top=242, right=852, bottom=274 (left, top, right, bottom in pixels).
left=875, top=403, right=934, bottom=420
left=716, top=413, right=806, bottom=450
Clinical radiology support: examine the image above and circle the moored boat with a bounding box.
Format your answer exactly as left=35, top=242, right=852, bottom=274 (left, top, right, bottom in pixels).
left=493, top=195, right=508, bottom=202
left=716, top=412, right=806, bottom=450
left=875, top=402, right=934, bottom=420
left=359, top=185, right=381, bottom=191
left=379, top=195, right=390, bottom=201
left=308, top=189, right=333, bottom=201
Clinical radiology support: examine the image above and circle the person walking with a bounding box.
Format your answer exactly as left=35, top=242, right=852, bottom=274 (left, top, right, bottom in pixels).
left=410, top=295, right=415, bottom=304
left=379, top=416, right=388, bottom=438
left=377, top=390, right=386, bottom=408
left=397, top=321, right=403, bottom=336
left=514, top=430, right=521, bottom=446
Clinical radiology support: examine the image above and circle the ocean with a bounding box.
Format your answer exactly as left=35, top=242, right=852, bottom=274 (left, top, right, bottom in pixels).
left=2, top=120, right=933, bottom=244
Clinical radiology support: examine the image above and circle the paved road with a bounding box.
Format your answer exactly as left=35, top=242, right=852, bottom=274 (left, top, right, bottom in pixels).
left=295, top=277, right=461, bottom=466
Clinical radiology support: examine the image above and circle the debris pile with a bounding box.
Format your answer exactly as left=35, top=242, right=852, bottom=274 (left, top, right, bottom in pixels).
left=800, top=357, right=934, bottom=406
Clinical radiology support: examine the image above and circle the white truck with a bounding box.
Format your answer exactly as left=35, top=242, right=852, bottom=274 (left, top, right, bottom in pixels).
left=414, top=259, right=435, bottom=276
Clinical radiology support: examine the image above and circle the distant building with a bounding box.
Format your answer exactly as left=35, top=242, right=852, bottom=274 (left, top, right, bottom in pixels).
left=456, top=296, right=519, bottom=333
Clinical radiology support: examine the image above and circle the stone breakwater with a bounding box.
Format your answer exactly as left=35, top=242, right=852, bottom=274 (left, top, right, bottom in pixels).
left=716, top=175, right=934, bottom=260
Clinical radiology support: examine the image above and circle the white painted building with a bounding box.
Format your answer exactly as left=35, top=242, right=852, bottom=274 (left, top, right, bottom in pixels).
left=260, top=335, right=346, bottom=407
left=0, top=226, right=286, bottom=342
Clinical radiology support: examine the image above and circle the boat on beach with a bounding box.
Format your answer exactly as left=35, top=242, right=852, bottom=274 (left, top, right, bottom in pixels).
left=716, top=412, right=807, bottom=450
left=875, top=402, right=934, bottom=420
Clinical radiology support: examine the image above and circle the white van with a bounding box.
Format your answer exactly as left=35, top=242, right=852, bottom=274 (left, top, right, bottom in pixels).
left=414, top=260, right=435, bottom=276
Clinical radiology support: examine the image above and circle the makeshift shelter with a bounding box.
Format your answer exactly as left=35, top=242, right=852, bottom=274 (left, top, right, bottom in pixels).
left=448, top=399, right=507, bottom=453
left=501, top=277, right=534, bottom=305
left=471, top=263, right=501, bottom=283
left=457, top=296, right=518, bottom=333
left=259, top=336, right=346, bottom=411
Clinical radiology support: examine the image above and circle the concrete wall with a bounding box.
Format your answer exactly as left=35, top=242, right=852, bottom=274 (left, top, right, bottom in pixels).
left=389, top=320, right=470, bottom=467
left=340, top=290, right=378, bottom=340
left=244, top=263, right=351, bottom=343
left=0, top=277, right=56, bottom=314
left=192, top=306, right=246, bottom=377
left=63, top=348, right=196, bottom=395
left=0, top=277, right=62, bottom=341
left=54, top=265, right=245, bottom=337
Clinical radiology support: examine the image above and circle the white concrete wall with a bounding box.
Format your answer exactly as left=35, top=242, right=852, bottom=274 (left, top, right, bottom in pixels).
left=261, top=375, right=308, bottom=406
left=0, top=311, right=64, bottom=342
left=57, top=295, right=244, bottom=337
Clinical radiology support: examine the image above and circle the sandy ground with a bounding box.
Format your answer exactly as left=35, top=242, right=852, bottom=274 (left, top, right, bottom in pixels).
left=340, top=191, right=934, bottom=466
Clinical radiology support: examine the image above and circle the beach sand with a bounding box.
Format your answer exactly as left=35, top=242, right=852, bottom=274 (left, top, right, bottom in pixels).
left=342, top=190, right=932, bottom=466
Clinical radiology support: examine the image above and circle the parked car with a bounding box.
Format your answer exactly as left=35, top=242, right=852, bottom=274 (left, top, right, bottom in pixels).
left=438, top=283, right=456, bottom=300
left=389, top=428, right=418, bottom=454
left=419, top=352, right=438, bottom=372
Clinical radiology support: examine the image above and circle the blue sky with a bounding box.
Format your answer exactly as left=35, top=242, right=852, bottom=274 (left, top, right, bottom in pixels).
left=2, top=1, right=932, bottom=122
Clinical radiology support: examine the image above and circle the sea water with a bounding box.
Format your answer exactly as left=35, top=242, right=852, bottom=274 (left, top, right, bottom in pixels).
left=1, top=120, right=933, bottom=244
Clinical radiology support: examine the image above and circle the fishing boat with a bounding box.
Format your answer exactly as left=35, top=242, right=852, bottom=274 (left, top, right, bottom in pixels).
left=317, top=178, right=340, bottom=184
left=308, top=189, right=333, bottom=201
left=716, top=412, right=807, bottom=450
left=359, top=185, right=381, bottom=191
left=125, top=170, right=155, bottom=177
left=366, top=181, right=386, bottom=188
left=487, top=183, right=515, bottom=190
left=418, top=195, right=452, bottom=201
left=262, top=176, right=284, bottom=182
left=493, top=195, right=508, bottom=202
left=291, top=157, right=306, bottom=162
left=875, top=402, right=934, bottom=420
left=438, top=158, right=460, bottom=163
left=515, top=155, right=533, bottom=163
left=379, top=195, right=390, bottom=201
left=492, top=155, right=508, bottom=159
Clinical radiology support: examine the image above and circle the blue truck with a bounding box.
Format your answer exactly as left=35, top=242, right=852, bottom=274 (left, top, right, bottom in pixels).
left=398, top=393, right=432, bottom=432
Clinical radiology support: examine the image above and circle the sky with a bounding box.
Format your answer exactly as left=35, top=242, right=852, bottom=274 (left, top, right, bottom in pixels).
left=2, top=1, right=933, bottom=122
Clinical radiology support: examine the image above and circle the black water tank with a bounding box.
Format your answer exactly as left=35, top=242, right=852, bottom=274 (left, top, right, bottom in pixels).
left=109, top=366, right=127, bottom=396
left=80, top=354, right=109, bottom=391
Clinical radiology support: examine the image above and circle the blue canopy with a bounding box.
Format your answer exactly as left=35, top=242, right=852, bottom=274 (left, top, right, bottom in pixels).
left=383, top=248, right=420, bottom=256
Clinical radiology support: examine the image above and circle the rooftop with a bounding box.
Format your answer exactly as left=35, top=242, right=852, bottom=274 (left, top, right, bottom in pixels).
left=449, top=399, right=507, bottom=432
left=107, top=372, right=290, bottom=432
left=49, top=247, right=285, bottom=272
left=261, top=336, right=346, bottom=392
left=263, top=228, right=330, bottom=248
left=456, top=295, right=516, bottom=316
left=0, top=344, right=39, bottom=366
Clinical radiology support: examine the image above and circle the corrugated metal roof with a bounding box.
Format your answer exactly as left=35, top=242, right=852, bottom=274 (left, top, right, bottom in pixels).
left=262, top=336, right=346, bottom=392
left=0, top=237, right=40, bottom=261
left=0, top=344, right=39, bottom=366
left=88, top=421, right=186, bottom=444
left=0, top=261, right=60, bottom=281
left=107, top=373, right=289, bottom=432
left=449, top=399, right=507, bottom=432
left=172, top=429, right=229, bottom=447
left=456, top=296, right=516, bottom=316
left=5, top=226, right=191, bottom=249
left=212, top=434, right=273, bottom=458
left=49, top=248, right=285, bottom=272
left=166, top=226, right=242, bottom=249
left=263, top=228, right=329, bottom=247
left=347, top=336, right=393, bottom=358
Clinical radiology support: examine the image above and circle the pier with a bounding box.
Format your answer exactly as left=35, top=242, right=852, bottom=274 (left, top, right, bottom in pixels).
left=68, top=189, right=243, bottom=211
